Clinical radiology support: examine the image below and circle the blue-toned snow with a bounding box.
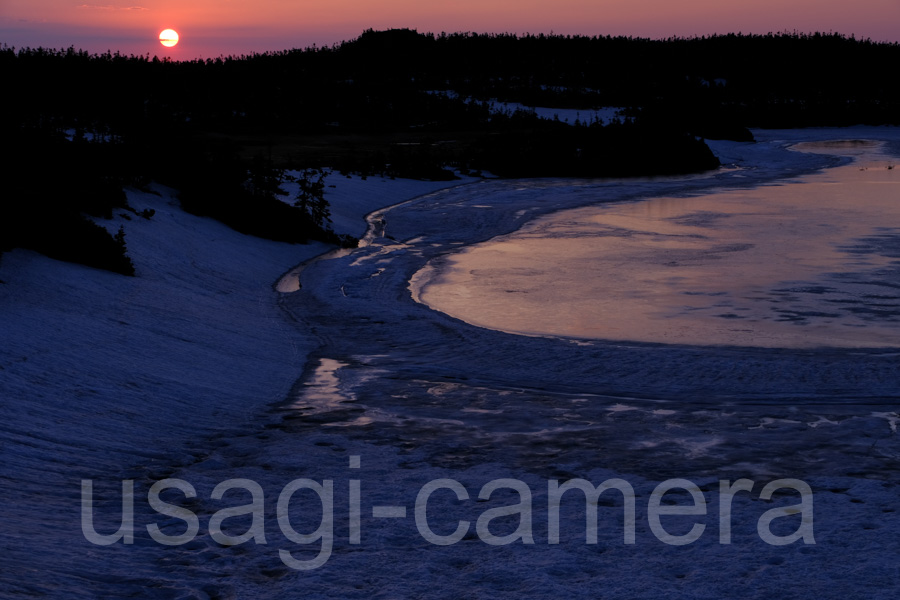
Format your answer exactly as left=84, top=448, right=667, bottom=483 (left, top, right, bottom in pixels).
left=2, top=129, right=899, bottom=599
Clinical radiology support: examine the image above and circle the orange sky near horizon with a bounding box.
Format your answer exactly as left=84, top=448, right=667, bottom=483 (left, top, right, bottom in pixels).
left=2, top=0, right=899, bottom=57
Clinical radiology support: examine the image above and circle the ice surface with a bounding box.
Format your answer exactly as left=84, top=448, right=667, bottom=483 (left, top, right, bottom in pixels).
left=414, top=139, right=900, bottom=347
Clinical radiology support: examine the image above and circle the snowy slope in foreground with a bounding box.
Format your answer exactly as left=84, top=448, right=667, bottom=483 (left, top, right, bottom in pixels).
left=0, top=174, right=473, bottom=598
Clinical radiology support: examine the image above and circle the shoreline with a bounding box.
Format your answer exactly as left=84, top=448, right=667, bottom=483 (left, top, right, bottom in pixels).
left=283, top=127, right=900, bottom=410
left=410, top=136, right=900, bottom=349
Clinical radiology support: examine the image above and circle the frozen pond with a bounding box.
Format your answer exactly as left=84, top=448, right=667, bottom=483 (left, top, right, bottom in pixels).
left=269, top=132, right=900, bottom=597
left=413, top=140, right=900, bottom=347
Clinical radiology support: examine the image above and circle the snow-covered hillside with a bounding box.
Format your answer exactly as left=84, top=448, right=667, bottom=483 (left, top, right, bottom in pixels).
left=0, top=174, right=473, bottom=598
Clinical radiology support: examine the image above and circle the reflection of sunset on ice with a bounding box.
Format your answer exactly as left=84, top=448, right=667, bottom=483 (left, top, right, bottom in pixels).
left=416, top=141, right=900, bottom=348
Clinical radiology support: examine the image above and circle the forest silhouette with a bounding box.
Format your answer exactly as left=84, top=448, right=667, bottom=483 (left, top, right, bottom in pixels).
left=2, top=30, right=898, bottom=274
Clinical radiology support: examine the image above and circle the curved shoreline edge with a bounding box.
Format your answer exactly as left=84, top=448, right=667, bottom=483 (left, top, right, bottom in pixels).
left=410, top=137, right=900, bottom=349
left=284, top=128, right=900, bottom=404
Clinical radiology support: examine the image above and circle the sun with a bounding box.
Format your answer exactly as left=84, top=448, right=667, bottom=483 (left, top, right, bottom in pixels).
left=159, top=29, right=179, bottom=48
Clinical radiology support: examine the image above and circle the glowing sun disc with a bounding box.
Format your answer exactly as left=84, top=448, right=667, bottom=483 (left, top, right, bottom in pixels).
left=159, top=29, right=179, bottom=47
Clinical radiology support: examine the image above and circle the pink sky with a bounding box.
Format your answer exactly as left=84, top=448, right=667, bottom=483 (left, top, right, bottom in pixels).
left=2, top=0, right=899, bottom=57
